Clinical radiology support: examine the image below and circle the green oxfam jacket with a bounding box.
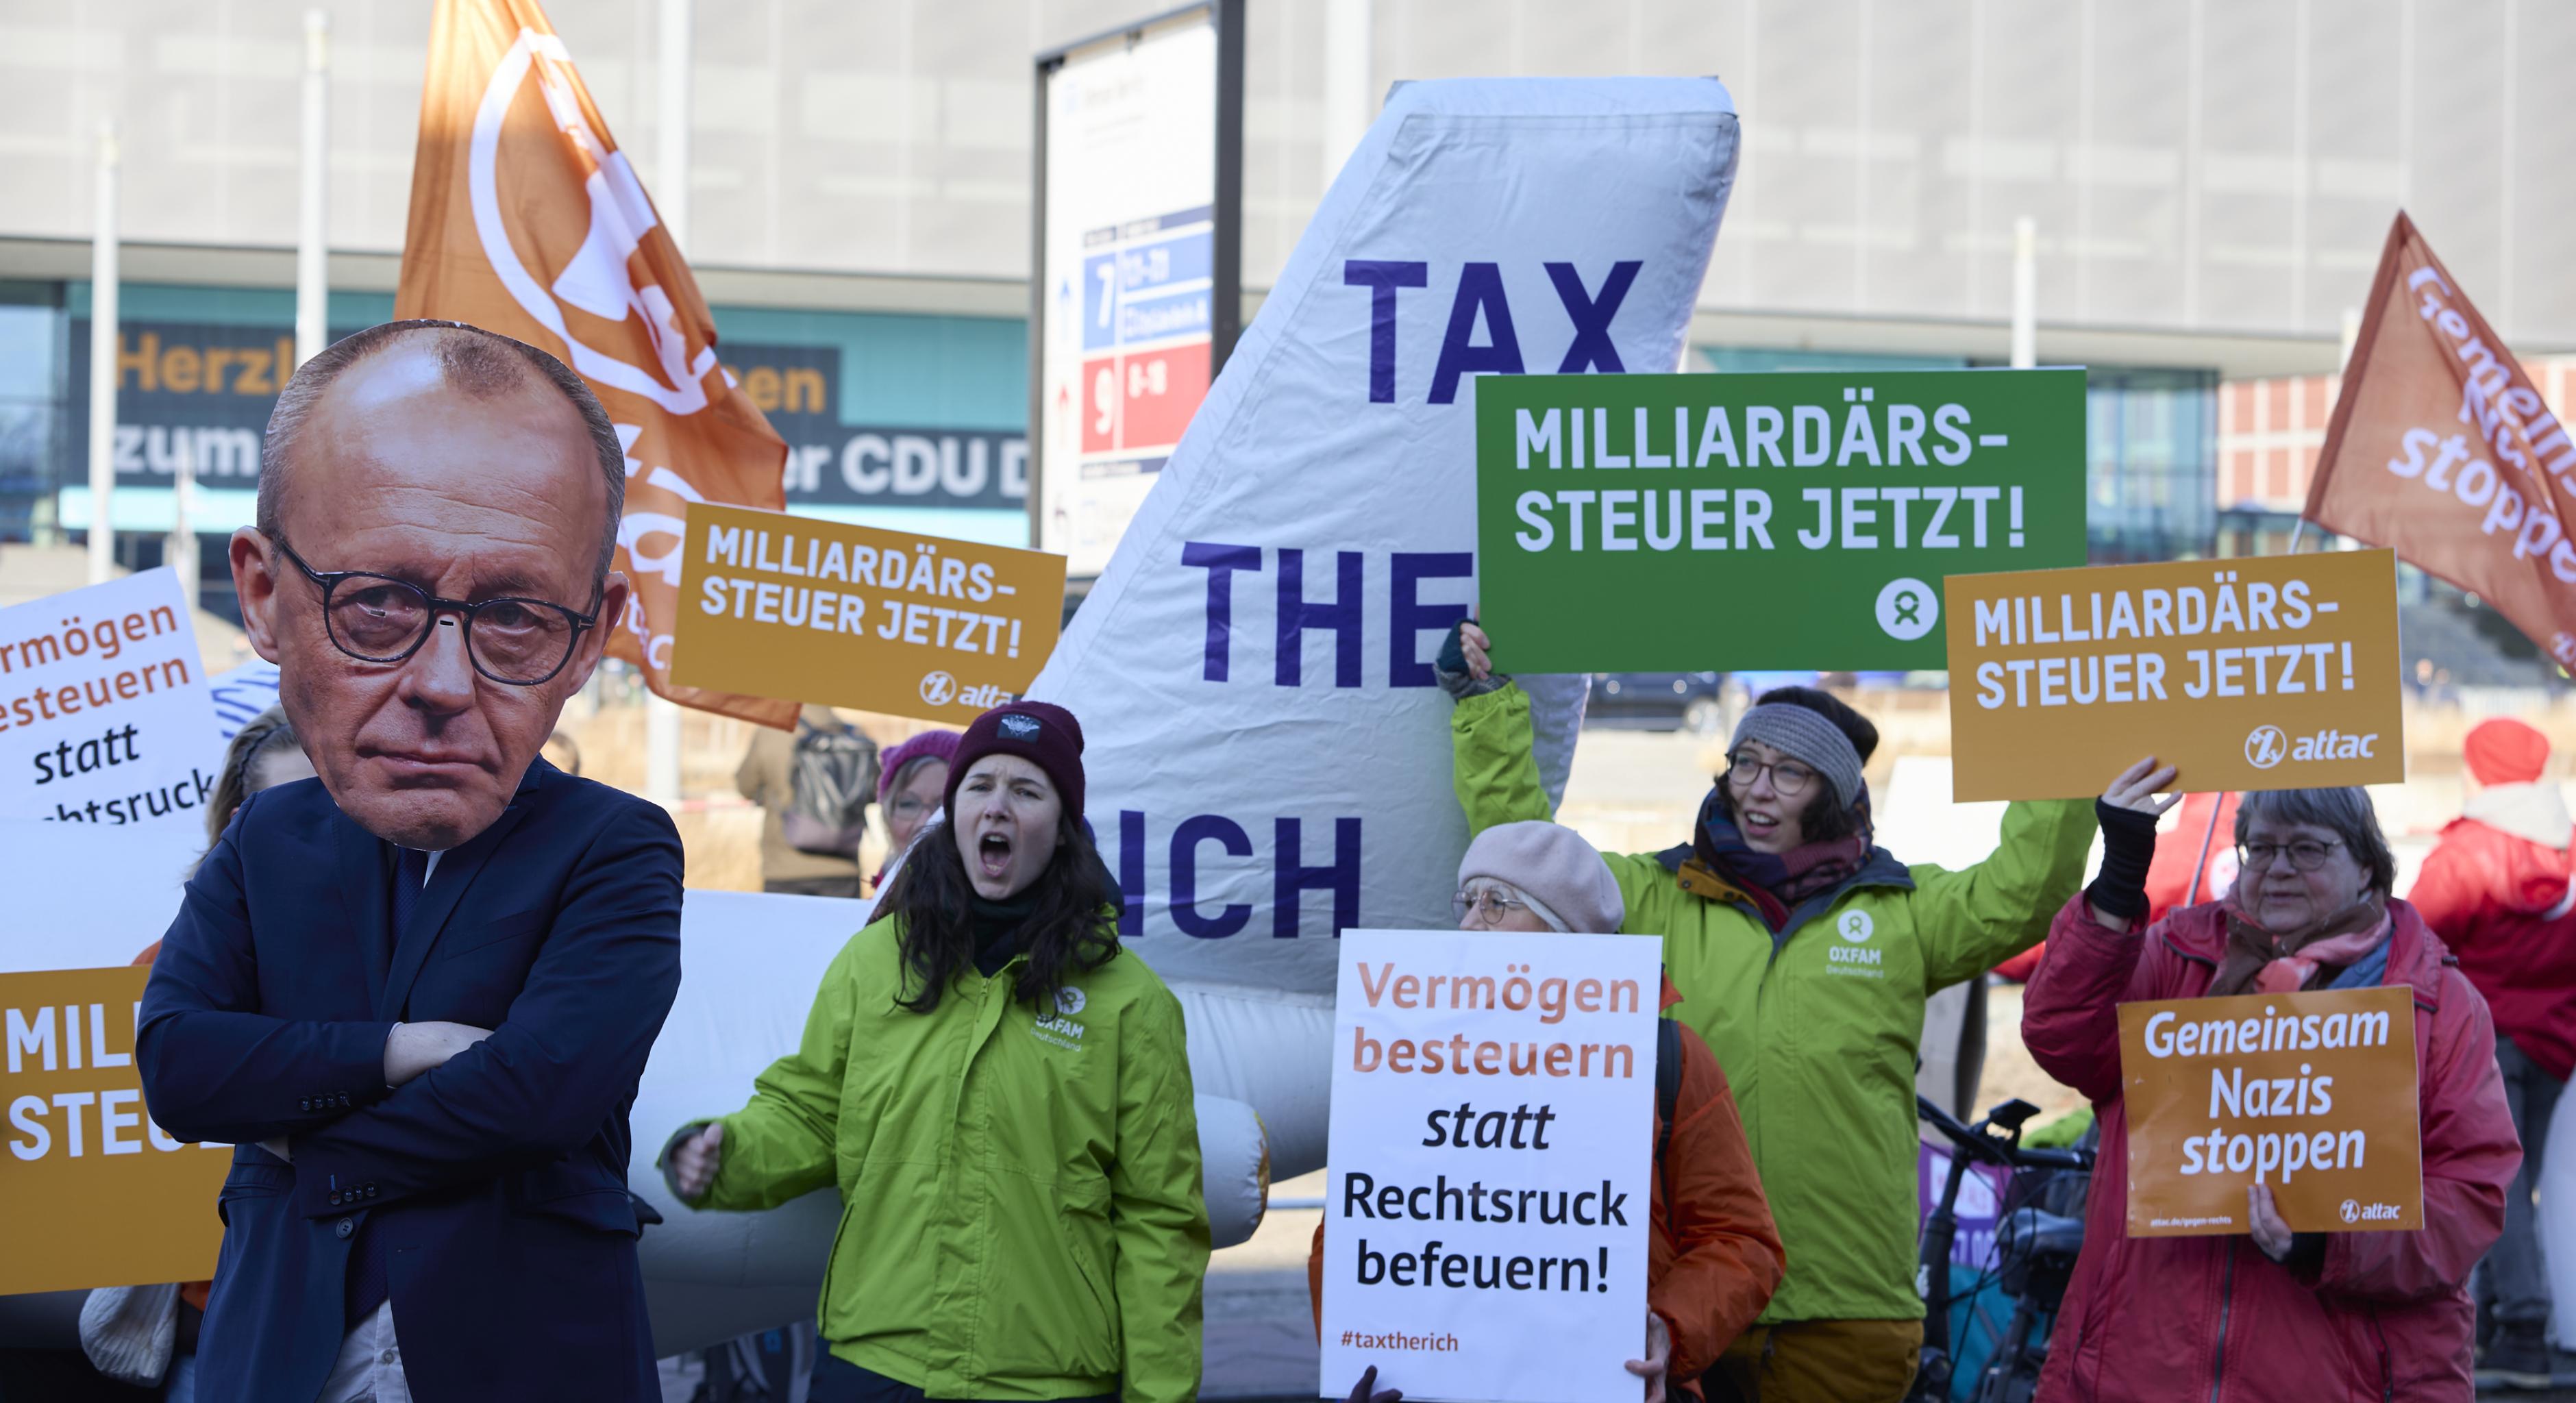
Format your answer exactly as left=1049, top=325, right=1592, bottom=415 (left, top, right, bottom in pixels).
left=1454, top=686, right=2093, bottom=1325
left=682, top=915, right=1210, bottom=1402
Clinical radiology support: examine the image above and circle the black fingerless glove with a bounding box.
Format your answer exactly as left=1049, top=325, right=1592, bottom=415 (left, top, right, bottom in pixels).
left=1434, top=620, right=1508, bottom=701
left=2086, top=798, right=2161, bottom=923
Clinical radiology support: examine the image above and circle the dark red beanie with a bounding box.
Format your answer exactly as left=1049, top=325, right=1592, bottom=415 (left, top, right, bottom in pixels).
left=945, top=702, right=1086, bottom=822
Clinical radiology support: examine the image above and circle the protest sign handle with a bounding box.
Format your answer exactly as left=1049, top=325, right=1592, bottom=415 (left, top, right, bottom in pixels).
left=2287, top=517, right=2309, bottom=554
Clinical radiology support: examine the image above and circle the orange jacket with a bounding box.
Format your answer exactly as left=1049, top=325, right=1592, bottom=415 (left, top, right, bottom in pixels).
left=1309, top=1017, right=1785, bottom=1389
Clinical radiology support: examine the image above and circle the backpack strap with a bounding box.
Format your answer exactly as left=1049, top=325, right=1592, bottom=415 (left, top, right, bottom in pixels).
left=1655, top=1016, right=1682, bottom=1169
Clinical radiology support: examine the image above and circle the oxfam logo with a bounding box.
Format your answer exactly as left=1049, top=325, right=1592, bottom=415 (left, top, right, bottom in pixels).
left=1056, top=986, right=1087, bottom=1017
left=2244, top=725, right=2288, bottom=770
left=1838, top=910, right=1876, bottom=943
left=919, top=671, right=957, bottom=706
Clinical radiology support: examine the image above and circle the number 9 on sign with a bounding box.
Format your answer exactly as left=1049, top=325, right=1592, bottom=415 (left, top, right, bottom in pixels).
left=1092, top=365, right=1117, bottom=436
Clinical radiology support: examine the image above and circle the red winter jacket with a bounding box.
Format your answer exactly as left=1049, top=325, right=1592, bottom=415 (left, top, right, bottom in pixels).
left=2407, top=787, right=2576, bottom=1080
left=2022, top=895, right=2520, bottom=1402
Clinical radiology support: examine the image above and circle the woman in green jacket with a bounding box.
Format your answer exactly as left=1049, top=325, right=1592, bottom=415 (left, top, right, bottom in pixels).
left=665, top=702, right=1210, bottom=1403
left=1441, top=623, right=2095, bottom=1403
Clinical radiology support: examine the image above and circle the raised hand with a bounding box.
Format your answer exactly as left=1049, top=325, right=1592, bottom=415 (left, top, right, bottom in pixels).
left=2103, top=756, right=2181, bottom=817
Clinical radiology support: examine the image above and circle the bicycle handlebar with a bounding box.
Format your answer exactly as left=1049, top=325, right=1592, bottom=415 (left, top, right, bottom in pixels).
left=1917, top=1094, right=2094, bottom=1174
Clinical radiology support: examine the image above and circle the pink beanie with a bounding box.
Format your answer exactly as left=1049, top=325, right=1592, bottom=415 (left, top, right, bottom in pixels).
left=1458, top=822, right=1626, bottom=934
left=877, top=728, right=963, bottom=803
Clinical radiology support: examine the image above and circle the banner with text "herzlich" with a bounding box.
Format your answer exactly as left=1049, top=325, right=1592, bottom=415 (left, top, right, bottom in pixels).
left=1944, top=550, right=2405, bottom=802
left=2303, top=212, right=2576, bottom=670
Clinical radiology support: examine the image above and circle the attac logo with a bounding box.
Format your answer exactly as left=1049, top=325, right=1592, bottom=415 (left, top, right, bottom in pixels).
left=2248, top=724, right=2381, bottom=768
left=918, top=673, right=1017, bottom=711
left=2244, top=725, right=2288, bottom=769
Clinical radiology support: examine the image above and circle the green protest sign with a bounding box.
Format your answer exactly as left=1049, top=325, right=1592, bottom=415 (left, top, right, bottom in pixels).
left=1474, top=370, right=2088, bottom=671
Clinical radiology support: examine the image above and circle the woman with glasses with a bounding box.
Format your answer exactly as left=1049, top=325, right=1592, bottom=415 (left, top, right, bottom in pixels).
left=1437, top=623, right=2098, bottom=1403
left=872, top=729, right=963, bottom=891
left=2021, top=780, right=2520, bottom=1402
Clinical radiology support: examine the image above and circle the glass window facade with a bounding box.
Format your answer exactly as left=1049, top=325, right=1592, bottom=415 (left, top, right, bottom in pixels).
left=2082, top=367, right=2218, bottom=564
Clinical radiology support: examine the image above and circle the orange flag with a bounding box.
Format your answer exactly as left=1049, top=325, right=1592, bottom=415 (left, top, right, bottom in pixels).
left=397, top=0, right=795, bottom=727
left=2305, top=212, right=2576, bottom=671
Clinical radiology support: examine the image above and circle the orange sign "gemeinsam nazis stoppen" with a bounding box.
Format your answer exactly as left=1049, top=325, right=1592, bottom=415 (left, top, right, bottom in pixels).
left=2119, top=985, right=2423, bottom=1237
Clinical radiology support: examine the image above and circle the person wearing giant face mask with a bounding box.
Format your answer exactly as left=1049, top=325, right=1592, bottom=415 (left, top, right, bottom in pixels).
left=1437, top=622, right=2097, bottom=1403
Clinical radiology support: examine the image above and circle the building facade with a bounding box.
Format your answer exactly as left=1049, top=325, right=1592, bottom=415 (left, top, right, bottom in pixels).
left=1, top=0, right=2569, bottom=628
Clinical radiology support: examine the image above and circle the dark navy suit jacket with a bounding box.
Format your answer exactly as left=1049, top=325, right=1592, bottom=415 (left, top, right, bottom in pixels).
left=137, top=759, right=683, bottom=1402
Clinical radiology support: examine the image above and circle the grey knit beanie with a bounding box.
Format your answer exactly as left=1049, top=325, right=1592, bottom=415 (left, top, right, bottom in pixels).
left=1729, top=704, right=1866, bottom=811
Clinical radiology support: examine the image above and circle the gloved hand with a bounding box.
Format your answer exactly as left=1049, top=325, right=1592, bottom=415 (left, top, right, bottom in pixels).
left=1435, top=620, right=1509, bottom=701
left=2088, top=756, right=2179, bottom=927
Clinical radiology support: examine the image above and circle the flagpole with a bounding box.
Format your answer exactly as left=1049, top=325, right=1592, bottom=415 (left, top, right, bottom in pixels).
left=2287, top=517, right=2307, bottom=553
left=645, top=0, right=692, bottom=809
left=87, top=121, right=119, bottom=586
left=295, top=10, right=330, bottom=368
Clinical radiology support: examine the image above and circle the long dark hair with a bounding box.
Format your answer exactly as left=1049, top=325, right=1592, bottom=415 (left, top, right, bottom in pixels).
left=878, top=811, right=1122, bottom=1015
left=1716, top=684, right=1880, bottom=843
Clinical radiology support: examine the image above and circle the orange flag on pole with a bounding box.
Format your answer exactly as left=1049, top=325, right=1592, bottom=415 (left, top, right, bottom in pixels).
left=397, top=0, right=795, bottom=727
left=2304, top=212, right=2576, bottom=671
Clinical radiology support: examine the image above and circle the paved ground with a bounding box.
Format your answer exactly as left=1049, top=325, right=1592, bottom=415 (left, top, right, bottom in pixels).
left=1204, top=1170, right=1326, bottom=1398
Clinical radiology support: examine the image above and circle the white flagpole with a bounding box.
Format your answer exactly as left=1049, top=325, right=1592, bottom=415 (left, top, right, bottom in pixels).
left=2010, top=217, right=2037, bottom=369
left=295, top=10, right=331, bottom=367
left=87, top=122, right=119, bottom=585
left=644, top=0, right=692, bottom=808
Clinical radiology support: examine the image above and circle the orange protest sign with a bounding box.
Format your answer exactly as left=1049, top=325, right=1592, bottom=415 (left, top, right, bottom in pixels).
left=399, top=0, right=793, bottom=728
left=669, top=506, right=1067, bottom=723
left=1944, top=549, right=2405, bottom=802
left=2118, top=986, right=2420, bottom=1237
left=1, top=965, right=229, bottom=1293
left=2304, top=213, right=2576, bottom=671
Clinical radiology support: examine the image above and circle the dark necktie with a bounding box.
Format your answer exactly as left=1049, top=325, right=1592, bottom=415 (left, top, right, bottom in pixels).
left=348, top=845, right=430, bottom=1328
left=390, top=847, right=430, bottom=955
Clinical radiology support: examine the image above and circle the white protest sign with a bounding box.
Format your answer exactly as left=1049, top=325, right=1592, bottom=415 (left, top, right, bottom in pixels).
left=1320, top=929, right=1659, bottom=1403
left=1030, top=79, right=1739, bottom=1017
left=0, top=569, right=227, bottom=971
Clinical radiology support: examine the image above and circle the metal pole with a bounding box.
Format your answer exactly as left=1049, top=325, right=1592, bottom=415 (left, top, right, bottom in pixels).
left=87, top=122, right=119, bottom=585
left=2288, top=517, right=2308, bottom=553
left=2186, top=794, right=2225, bottom=906
left=2010, top=216, right=2037, bottom=369
left=1320, top=0, right=1373, bottom=195
left=295, top=10, right=331, bottom=367
left=170, top=433, right=199, bottom=609
left=645, top=0, right=691, bottom=808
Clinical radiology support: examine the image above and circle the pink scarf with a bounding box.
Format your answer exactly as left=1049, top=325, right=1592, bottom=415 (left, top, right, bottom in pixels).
left=2207, top=893, right=2391, bottom=998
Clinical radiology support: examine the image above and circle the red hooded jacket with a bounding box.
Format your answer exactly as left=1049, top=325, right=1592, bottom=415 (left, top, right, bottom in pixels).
left=2407, top=782, right=2576, bottom=1080
left=2022, top=895, right=2519, bottom=1402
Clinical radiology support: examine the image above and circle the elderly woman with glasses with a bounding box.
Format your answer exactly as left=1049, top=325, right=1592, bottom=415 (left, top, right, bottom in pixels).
left=1439, top=624, right=2099, bottom=1403
left=1315, top=821, right=1784, bottom=1403
left=2021, top=773, right=2523, bottom=1402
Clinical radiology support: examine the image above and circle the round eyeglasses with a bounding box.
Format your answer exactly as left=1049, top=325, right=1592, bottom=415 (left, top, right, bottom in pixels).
left=1724, top=752, right=1818, bottom=798
left=270, top=535, right=599, bottom=686
left=2236, top=838, right=2346, bottom=873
